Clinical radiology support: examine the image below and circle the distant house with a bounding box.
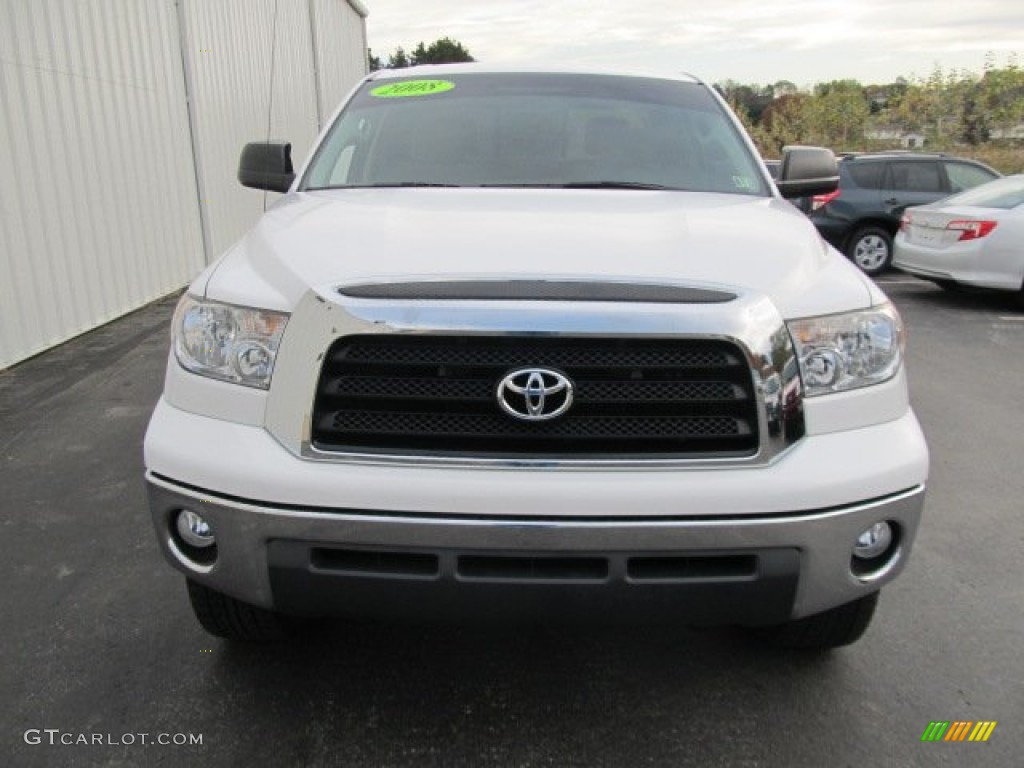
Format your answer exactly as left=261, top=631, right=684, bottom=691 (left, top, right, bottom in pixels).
left=989, top=123, right=1024, bottom=140
left=866, top=126, right=927, bottom=148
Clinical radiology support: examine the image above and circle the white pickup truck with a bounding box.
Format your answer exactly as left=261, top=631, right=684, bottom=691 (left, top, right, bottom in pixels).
left=144, top=65, right=928, bottom=648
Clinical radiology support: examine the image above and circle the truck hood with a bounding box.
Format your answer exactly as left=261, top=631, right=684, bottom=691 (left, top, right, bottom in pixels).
left=202, top=188, right=875, bottom=318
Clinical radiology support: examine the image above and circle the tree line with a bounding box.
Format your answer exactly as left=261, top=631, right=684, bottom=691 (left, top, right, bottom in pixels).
left=368, top=37, right=474, bottom=71
left=720, top=54, right=1024, bottom=164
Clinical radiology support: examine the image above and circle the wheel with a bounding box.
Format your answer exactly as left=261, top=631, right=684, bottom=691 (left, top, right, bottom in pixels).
left=186, top=579, right=292, bottom=642
left=754, top=591, right=879, bottom=650
left=846, top=227, right=893, bottom=276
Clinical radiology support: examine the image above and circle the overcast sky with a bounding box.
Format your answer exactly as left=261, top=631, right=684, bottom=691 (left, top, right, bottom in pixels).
left=364, top=0, right=1024, bottom=87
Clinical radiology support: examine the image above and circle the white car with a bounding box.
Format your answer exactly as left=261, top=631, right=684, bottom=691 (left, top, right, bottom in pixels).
left=144, top=65, right=928, bottom=649
left=894, top=174, right=1024, bottom=299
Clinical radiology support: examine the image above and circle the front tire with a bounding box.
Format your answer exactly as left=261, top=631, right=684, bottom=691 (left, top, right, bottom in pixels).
left=754, top=591, right=879, bottom=650
left=186, top=579, right=292, bottom=642
left=847, top=226, right=893, bottom=276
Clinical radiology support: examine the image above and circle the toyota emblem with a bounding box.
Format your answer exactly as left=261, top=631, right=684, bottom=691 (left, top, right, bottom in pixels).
left=497, top=368, right=574, bottom=421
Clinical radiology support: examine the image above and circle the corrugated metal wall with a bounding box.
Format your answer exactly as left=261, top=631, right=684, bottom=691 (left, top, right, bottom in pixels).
left=0, top=0, right=205, bottom=369
left=179, top=0, right=321, bottom=262
left=0, top=0, right=367, bottom=370
left=311, top=0, right=369, bottom=122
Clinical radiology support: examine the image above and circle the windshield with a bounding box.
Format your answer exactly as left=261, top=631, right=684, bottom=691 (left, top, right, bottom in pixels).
left=942, top=174, right=1024, bottom=210
left=301, top=73, right=769, bottom=196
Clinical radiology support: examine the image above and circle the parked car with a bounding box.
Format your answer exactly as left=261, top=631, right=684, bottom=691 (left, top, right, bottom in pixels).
left=804, top=152, right=1000, bottom=276
left=144, top=65, right=928, bottom=649
left=894, top=174, right=1024, bottom=300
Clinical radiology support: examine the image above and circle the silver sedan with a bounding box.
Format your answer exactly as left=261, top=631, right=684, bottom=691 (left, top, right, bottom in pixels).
left=894, top=174, right=1024, bottom=299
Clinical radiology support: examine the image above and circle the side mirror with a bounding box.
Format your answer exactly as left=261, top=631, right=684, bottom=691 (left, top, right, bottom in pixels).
left=775, top=146, right=839, bottom=199
left=238, top=142, right=295, bottom=193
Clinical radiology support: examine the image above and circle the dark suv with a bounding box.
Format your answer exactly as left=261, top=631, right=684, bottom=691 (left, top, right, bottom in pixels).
left=804, top=152, right=1000, bottom=275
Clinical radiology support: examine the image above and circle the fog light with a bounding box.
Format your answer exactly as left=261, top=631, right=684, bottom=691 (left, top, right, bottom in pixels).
left=853, top=522, right=893, bottom=560
left=176, top=509, right=215, bottom=549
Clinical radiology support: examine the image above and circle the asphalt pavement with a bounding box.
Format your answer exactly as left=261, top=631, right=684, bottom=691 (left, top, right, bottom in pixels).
left=1, top=278, right=1021, bottom=767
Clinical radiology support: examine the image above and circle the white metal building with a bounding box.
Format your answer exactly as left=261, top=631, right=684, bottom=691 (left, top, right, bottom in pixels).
left=0, top=0, right=369, bottom=370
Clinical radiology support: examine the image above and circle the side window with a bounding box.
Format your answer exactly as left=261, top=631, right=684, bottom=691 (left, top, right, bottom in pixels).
left=847, top=162, right=884, bottom=189
left=944, top=162, right=997, bottom=193
left=886, top=161, right=942, bottom=193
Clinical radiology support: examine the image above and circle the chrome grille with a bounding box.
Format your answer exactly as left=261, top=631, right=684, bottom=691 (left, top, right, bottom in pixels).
left=311, top=335, right=760, bottom=458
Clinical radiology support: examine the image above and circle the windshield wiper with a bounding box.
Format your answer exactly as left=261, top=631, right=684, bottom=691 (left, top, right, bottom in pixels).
left=561, top=181, right=674, bottom=190
left=478, top=181, right=675, bottom=190
left=307, top=182, right=462, bottom=190
left=310, top=181, right=676, bottom=191
left=366, top=182, right=462, bottom=188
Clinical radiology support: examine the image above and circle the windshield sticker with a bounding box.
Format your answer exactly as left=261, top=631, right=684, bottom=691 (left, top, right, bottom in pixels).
left=370, top=80, right=456, bottom=99
left=732, top=175, right=756, bottom=191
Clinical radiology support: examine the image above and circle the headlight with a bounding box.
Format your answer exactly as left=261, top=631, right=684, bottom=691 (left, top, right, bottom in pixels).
left=172, top=295, right=288, bottom=389
left=787, top=303, right=903, bottom=397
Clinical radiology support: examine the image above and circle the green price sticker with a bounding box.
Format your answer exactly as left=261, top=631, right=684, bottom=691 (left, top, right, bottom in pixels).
left=370, top=80, right=456, bottom=99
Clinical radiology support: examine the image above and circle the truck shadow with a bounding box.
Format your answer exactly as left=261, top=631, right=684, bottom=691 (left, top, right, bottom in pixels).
left=205, top=619, right=849, bottom=763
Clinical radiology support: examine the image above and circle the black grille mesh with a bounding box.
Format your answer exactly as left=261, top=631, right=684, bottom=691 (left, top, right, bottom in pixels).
left=311, top=336, right=760, bottom=458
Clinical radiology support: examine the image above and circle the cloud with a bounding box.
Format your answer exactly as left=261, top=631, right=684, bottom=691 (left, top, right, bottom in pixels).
left=365, top=0, right=1024, bottom=84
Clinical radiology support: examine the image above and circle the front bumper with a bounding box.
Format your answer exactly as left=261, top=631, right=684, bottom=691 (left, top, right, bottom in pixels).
left=147, top=472, right=925, bottom=624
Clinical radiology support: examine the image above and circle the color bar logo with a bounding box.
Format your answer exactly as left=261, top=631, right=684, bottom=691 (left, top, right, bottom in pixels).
left=921, top=721, right=997, bottom=742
